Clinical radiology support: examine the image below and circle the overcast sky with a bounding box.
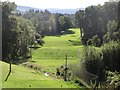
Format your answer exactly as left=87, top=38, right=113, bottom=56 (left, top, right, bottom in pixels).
left=2, top=0, right=109, bottom=9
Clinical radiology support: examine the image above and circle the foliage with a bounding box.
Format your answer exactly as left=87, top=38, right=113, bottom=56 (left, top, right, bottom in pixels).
left=16, top=17, right=36, bottom=59
left=2, top=1, right=43, bottom=62
left=75, top=1, right=119, bottom=45
left=79, top=40, right=120, bottom=85
left=22, top=10, right=73, bottom=36
left=87, top=35, right=101, bottom=47
left=56, top=65, right=73, bottom=81
left=2, top=1, right=19, bottom=61
left=103, top=20, right=120, bottom=43
left=92, top=35, right=101, bottom=47
left=106, top=71, right=120, bottom=89
left=102, top=41, right=120, bottom=72
left=82, top=47, right=105, bottom=81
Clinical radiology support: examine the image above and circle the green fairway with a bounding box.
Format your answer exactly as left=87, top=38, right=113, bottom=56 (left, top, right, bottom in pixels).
left=43, top=28, right=81, bottom=47
left=1, top=28, right=83, bottom=88
left=32, top=28, right=83, bottom=74
left=33, top=28, right=83, bottom=62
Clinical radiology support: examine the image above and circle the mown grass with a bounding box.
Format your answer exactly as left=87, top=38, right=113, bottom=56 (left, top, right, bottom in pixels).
left=33, top=28, right=83, bottom=62
left=43, top=28, right=81, bottom=47
left=32, top=28, right=83, bottom=74
left=1, top=61, right=78, bottom=88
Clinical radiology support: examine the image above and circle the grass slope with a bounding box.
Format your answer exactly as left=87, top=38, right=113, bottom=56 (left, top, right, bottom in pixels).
left=1, top=61, right=78, bottom=88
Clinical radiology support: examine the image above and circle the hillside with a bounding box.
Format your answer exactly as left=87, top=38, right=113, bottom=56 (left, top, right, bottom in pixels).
left=17, top=6, right=85, bottom=14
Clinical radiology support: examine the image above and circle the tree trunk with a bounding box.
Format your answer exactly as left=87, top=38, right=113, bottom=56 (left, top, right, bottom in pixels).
left=5, top=60, right=12, bottom=81
left=80, top=28, right=83, bottom=38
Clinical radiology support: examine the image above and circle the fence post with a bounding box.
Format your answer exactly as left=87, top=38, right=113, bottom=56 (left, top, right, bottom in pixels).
left=64, top=54, right=68, bottom=81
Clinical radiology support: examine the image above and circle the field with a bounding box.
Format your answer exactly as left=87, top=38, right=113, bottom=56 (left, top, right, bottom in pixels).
left=1, top=28, right=84, bottom=88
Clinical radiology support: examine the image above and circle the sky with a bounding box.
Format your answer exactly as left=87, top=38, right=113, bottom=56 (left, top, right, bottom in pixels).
left=2, top=0, right=109, bottom=9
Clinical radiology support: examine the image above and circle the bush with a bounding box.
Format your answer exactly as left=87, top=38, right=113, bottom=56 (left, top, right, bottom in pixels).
left=87, top=39, right=93, bottom=46
left=56, top=65, right=73, bottom=81
left=113, top=32, right=120, bottom=41
left=102, top=41, right=120, bottom=72
left=82, top=47, right=105, bottom=81
left=92, top=35, right=101, bottom=47
left=87, top=35, right=101, bottom=47
left=81, top=41, right=120, bottom=81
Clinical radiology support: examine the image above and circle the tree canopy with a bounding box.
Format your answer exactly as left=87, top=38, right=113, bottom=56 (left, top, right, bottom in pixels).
left=75, top=1, right=119, bottom=45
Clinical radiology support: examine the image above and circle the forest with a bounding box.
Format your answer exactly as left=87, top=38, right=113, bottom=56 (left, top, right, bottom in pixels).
left=1, top=0, right=120, bottom=89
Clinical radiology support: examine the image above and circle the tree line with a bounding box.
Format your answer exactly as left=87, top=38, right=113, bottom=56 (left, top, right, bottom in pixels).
left=75, top=1, right=120, bottom=46
left=19, top=9, right=74, bottom=36
left=73, top=1, right=120, bottom=88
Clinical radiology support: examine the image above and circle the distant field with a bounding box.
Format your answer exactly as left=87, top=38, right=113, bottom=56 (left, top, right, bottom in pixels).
left=43, top=28, right=81, bottom=47
left=33, top=28, right=83, bottom=62
left=1, top=28, right=84, bottom=88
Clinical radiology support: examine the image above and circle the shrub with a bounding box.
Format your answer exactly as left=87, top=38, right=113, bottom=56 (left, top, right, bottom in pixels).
left=92, top=35, right=101, bottom=47
left=82, top=47, right=105, bottom=81
left=87, top=35, right=101, bottom=47
left=87, top=39, right=93, bottom=46
left=82, top=41, right=120, bottom=81
left=102, top=41, right=120, bottom=72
